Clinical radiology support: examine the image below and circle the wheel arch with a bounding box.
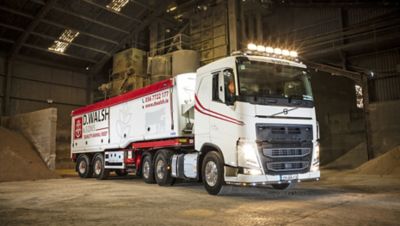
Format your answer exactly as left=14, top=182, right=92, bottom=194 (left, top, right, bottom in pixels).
left=198, top=143, right=225, bottom=181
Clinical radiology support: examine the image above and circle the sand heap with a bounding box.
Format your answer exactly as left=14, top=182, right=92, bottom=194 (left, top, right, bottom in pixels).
left=324, top=142, right=368, bottom=169
left=0, top=127, right=59, bottom=182
left=355, top=146, right=400, bottom=176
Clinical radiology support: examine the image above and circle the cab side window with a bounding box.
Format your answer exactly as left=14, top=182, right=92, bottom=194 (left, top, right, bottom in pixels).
left=223, top=69, right=235, bottom=105
left=212, top=72, right=220, bottom=102
left=212, top=69, right=235, bottom=105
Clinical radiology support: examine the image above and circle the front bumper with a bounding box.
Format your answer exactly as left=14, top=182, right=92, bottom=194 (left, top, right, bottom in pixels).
left=224, top=170, right=320, bottom=185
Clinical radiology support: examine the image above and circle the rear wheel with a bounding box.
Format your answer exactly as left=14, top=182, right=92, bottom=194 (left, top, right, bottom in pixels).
left=202, top=151, right=225, bottom=195
left=92, top=154, right=109, bottom=180
left=115, top=169, right=128, bottom=177
left=142, top=155, right=155, bottom=184
left=76, top=154, right=93, bottom=178
left=154, top=150, right=175, bottom=186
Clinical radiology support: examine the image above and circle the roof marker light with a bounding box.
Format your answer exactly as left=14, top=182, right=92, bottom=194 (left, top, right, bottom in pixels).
left=289, top=51, right=298, bottom=57
left=282, top=49, right=290, bottom=56
left=265, top=46, right=274, bottom=53
left=274, top=48, right=282, bottom=55
left=247, top=43, right=257, bottom=51
left=257, top=45, right=265, bottom=52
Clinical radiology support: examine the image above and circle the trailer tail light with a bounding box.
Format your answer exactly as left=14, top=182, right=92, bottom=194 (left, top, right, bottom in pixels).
left=71, top=153, right=77, bottom=162
left=125, top=150, right=135, bottom=164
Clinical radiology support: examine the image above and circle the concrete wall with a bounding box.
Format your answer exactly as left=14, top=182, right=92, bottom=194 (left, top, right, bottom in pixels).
left=311, top=72, right=365, bottom=164
left=0, top=56, right=88, bottom=129
left=369, top=100, right=400, bottom=156
left=1, top=108, right=57, bottom=170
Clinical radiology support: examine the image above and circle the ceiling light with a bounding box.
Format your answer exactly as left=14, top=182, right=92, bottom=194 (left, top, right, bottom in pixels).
left=106, top=0, right=129, bottom=12
left=48, top=29, right=79, bottom=53
left=166, top=3, right=177, bottom=13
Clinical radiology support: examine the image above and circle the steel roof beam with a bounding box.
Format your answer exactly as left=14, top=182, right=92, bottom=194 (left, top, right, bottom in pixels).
left=32, top=0, right=131, bottom=34
left=23, top=43, right=98, bottom=63
left=275, top=1, right=400, bottom=8
left=41, top=20, right=119, bottom=45
left=0, top=22, right=24, bottom=31
left=0, top=37, right=96, bottom=64
left=92, top=0, right=174, bottom=74
left=0, top=21, right=110, bottom=55
left=0, top=5, right=118, bottom=45
left=0, top=37, right=15, bottom=44
left=32, top=32, right=111, bottom=55
left=52, top=7, right=130, bottom=34
left=10, top=0, right=57, bottom=58
left=79, top=0, right=141, bottom=23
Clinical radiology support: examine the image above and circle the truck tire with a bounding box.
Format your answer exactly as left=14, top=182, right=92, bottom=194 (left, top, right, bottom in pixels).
left=202, top=151, right=225, bottom=195
left=76, top=154, right=93, bottom=178
left=272, top=183, right=295, bottom=190
left=154, top=150, right=175, bottom=186
left=93, top=154, right=109, bottom=180
left=115, top=169, right=128, bottom=177
left=142, top=155, right=155, bottom=184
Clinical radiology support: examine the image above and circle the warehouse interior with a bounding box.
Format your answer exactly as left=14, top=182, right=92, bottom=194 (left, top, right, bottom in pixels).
left=0, top=0, right=400, bottom=225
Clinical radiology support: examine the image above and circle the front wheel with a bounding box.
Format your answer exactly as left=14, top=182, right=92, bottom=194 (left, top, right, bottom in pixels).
left=202, top=151, right=225, bottom=195
left=92, top=154, right=109, bottom=180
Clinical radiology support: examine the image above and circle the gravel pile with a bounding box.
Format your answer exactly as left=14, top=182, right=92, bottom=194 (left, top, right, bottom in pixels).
left=324, top=142, right=368, bottom=169
left=355, top=146, right=400, bottom=176
left=0, top=127, right=59, bottom=182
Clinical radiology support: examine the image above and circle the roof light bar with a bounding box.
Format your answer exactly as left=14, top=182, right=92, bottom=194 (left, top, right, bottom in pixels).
left=246, top=43, right=299, bottom=59
left=106, top=0, right=129, bottom=12
left=247, top=43, right=257, bottom=51
left=48, top=29, right=79, bottom=53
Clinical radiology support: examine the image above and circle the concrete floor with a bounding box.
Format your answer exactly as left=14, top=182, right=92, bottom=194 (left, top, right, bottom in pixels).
left=0, top=170, right=399, bottom=226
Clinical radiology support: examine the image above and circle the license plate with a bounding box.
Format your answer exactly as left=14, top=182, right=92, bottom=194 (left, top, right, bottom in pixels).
left=281, top=174, right=298, bottom=181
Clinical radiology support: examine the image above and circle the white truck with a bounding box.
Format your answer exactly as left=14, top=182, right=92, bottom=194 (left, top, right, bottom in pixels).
left=71, top=45, right=320, bottom=195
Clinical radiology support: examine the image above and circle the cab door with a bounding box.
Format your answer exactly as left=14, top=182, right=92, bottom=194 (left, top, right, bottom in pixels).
left=209, top=68, right=240, bottom=166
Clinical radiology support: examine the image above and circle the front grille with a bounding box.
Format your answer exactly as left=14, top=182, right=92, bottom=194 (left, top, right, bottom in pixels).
left=256, top=123, right=313, bottom=175
left=267, top=161, right=309, bottom=172
left=263, top=147, right=311, bottom=158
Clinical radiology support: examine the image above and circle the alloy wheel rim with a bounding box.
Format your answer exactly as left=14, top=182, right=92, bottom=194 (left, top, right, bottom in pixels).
left=156, top=159, right=165, bottom=180
left=143, top=161, right=150, bottom=179
left=78, top=161, right=86, bottom=174
left=95, top=159, right=102, bottom=175
left=205, top=161, right=218, bottom=187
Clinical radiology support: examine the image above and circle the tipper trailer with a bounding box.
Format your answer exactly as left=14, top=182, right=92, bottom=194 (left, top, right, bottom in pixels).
left=71, top=47, right=320, bottom=195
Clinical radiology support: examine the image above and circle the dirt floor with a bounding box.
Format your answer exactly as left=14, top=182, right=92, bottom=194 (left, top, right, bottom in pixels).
left=0, top=170, right=399, bottom=226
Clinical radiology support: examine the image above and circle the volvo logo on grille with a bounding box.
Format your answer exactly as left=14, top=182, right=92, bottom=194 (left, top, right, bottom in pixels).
left=283, top=108, right=289, bottom=115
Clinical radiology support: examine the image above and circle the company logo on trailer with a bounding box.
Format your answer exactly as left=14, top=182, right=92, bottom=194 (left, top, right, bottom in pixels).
left=74, top=117, right=83, bottom=139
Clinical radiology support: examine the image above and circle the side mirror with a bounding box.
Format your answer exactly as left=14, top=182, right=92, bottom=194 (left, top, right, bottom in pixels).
left=218, top=72, right=225, bottom=102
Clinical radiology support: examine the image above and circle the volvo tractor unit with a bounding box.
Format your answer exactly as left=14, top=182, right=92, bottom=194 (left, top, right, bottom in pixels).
left=71, top=44, right=320, bottom=195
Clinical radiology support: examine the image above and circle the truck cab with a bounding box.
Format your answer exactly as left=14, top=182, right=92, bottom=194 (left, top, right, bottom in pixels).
left=193, top=52, right=320, bottom=194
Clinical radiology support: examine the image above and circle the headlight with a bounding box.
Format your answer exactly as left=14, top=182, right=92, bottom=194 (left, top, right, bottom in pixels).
left=310, top=142, right=320, bottom=172
left=237, top=140, right=260, bottom=169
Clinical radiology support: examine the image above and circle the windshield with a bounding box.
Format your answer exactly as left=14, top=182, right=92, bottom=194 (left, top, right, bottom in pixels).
left=236, top=59, right=313, bottom=106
